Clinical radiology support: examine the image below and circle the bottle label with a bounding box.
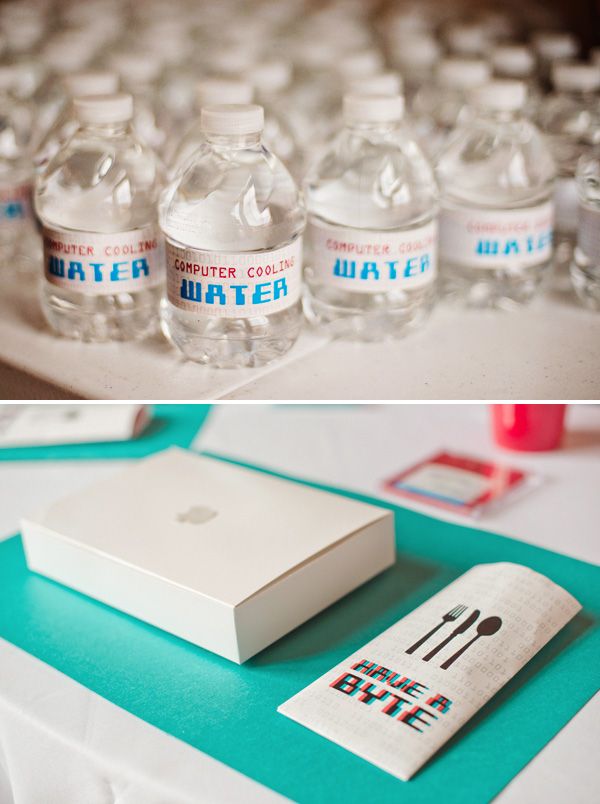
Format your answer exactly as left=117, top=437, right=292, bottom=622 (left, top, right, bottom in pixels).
left=306, top=220, right=437, bottom=292
left=0, top=182, right=34, bottom=225
left=578, top=205, right=600, bottom=260
left=43, top=225, right=165, bottom=295
left=166, top=239, right=302, bottom=317
left=439, top=202, right=554, bottom=269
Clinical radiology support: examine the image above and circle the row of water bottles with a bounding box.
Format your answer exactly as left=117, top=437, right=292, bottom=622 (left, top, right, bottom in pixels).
left=0, top=1, right=599, bottom=370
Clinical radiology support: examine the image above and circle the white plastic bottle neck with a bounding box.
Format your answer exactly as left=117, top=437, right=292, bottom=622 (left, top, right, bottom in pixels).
left=475, top=106, right=523, bottom=124
left=345, top=119, right=400, bottom=135
left=205, top=131, right=262, bottom=149
left=79, top=120, right=130, bottom=137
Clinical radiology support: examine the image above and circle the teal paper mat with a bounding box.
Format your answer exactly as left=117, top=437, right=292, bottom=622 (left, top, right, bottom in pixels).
left=0, top=456, right=598, bottom=804
left=0, top=404, right=211, bottom=461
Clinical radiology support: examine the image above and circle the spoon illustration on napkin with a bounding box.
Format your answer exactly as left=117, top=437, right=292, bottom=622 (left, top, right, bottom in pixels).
left=440, top=616, right=503, bottom=670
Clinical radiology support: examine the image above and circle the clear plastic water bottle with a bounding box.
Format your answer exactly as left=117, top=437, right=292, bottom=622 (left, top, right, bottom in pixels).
left=35, top=94, right=165, bottom=342
left=1, top=9, right=46, bottom=101
left=490, top=44, right=542, bottom=118
left=436, top=80, right=556, bottom=309
left=34, top=71, right=120, bottom=175
left=168, top=79, right=254, bottom=174
left=248, top=60, right=301, bottom=178
left=35, top=32, right=95, bottom=138
left=444, top=22, right=491, bottom=58
left=108, top=53, right=167, bottom=156
left=571, top=144, right=600, bottom=309
left=0, top=64, right=40, bottom=272
left=531, top=31, right=579, bottom=90
left=387, top=34, right=441, bottom=102
left=537, top=63, right=600, bottom=262
left=160, top=104, right=305, bottom=367
left=412, top=58, right=491, bottom=158
left=318, top=72, right=404, bottom=162
left=303, top=94, right=438, bottom=340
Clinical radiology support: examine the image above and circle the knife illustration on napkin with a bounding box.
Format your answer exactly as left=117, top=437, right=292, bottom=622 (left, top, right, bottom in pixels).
left=422, top=608, right=481, bottom=661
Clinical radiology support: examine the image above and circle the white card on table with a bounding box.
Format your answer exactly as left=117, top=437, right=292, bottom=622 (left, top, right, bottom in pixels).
left=0, top=404, right=150, bottom=447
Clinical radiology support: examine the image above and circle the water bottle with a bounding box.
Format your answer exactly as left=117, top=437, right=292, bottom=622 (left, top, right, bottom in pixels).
left=303, top=94, right=438, bottom=340
left=537, top=63, right=600, bottom=263
left=1, top=8, right=46, bottom=101
left=531, top=31, right=579, bottom=90
left=436, top=80, right=555, bottom=308
left=412, top=58, right=491, bottom=158
left=35, top=32, right=95, bottom=139
left=571, top=144, right=600, bottom=309
left=168, top=79, right=254, bottom=174
left=108, top=53, right=167, bottom=156
left=34, top=71, right=120, bottom=175
left=248, top=60, right=301, bottom=178
left=490, top=44, right=542, bottom=118
left=319, top=72, right=404, bottom=163
left=0, top=64, right=39, bottom=272
left=444, top=22, right=490, bottom=58
left=160, top=104, right=305, bottom=367
left=35, top=94, right=165, bottom=341
left=386, top=34, right=440, bottom=102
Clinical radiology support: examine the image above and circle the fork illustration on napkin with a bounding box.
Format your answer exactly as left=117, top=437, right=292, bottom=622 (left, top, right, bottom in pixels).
left=405, top=604, right=467, bottom=654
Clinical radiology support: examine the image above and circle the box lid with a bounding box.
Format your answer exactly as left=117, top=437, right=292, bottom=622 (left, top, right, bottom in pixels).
left=27, top=448, right=391, bottom=607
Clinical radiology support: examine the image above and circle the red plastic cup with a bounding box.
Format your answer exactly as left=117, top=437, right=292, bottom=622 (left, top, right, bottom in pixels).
left=491, top=404, right=567, bottom=451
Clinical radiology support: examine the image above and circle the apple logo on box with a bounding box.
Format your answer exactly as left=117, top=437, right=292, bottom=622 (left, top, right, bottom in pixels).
left=177, top=506, right=218, bottom=525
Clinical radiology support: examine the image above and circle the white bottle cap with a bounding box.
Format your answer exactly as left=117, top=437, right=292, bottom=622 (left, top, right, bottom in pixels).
left=437, top=58, right=491, bottom=89
left=249, top=60, right=292, bottom=94
left=343, top=93, right=405, bottom=125
left=348, top=72, right=403, bottom=96
left=109, top=53, right=162, bottom=85
left=196, top=79, right=254, bottom=108
left=552, top=62, right=600, bottom=92
left=73, top=93, right=134, bottom=125
left=470, top=80, right=527, bottom=111
left=532, top=31, right=579, bottom=61
left=200, top=104, right=264, bottom=136
left=338, top=50, right=384, bottom=81
left=491, top=45, right=535, bottom=78
left=63, top=71, right=120, bottom=99
left=445, top=23, right=489, bottom=56
left=393, top=34, right=441, bottom=69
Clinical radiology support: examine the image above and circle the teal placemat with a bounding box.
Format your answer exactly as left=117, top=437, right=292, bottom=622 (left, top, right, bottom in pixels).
left=0, top=404, right=211, bottom=461
left=0, top=458, right=598, bottom=804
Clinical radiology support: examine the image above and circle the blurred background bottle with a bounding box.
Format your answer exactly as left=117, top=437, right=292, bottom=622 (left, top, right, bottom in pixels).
left=571, top=143, right=600, bottom=309
left=0, top=64, right=40, bottom=273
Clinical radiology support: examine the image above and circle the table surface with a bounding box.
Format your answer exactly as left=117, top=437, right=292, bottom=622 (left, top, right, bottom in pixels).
left=1, top=272, right=599, bottom=400
left=0, top=404, right=598, bottom=803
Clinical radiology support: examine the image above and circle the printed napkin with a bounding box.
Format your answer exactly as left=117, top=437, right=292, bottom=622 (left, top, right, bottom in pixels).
left=278, top=562, right=581, bottom=780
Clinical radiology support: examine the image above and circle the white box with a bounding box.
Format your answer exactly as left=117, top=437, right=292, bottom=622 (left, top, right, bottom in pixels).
left=21, top=448, right=395, bottom=663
